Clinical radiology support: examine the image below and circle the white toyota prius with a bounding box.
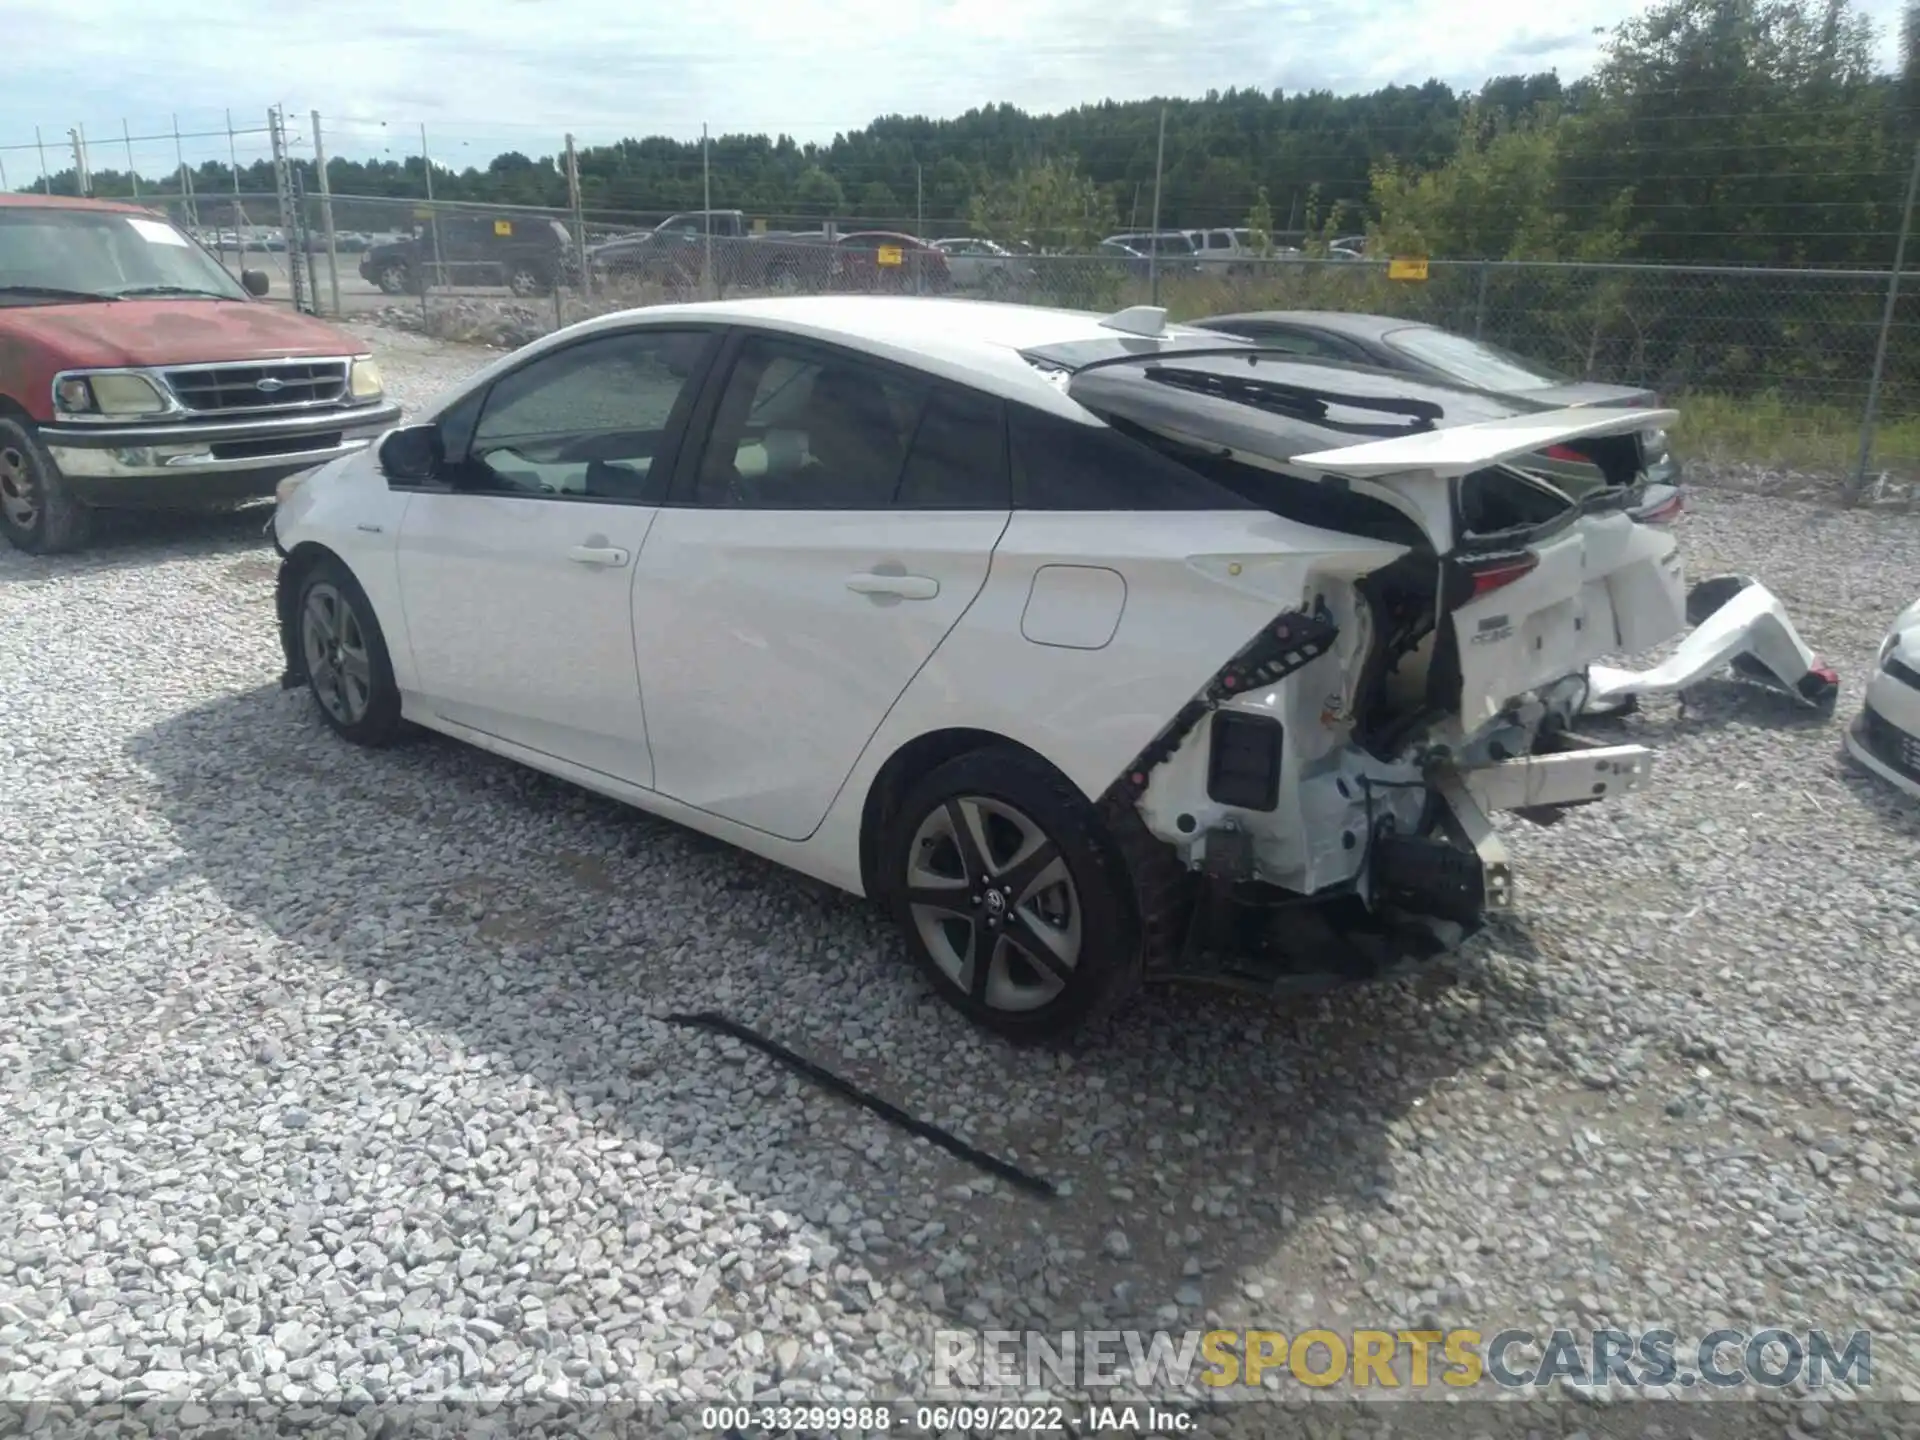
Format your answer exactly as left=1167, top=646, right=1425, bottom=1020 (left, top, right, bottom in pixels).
left=271, top=295, right=1689, bottom=1040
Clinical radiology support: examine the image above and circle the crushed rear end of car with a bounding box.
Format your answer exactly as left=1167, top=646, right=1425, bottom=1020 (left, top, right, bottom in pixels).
left=1044, top=341, right=1687, bottom=996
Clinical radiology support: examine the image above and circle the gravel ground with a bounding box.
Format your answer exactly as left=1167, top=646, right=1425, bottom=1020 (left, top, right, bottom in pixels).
left=3, top=324, right=1920, bottom=1439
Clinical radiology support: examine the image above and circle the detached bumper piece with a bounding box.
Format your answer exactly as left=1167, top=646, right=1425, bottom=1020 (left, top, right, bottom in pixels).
left=1583, top=574, right=1839, bottom=716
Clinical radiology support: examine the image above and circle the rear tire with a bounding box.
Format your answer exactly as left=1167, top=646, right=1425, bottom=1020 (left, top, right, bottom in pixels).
left=0, top=417, right=94, bottom=555
left=294, top=556, right=405, bottom=747
left=881, top=747, right=1144, bottom=1042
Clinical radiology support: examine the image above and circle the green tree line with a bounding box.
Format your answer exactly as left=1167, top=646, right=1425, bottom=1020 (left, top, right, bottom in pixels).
left=16, top=0, right=1920, bottom=267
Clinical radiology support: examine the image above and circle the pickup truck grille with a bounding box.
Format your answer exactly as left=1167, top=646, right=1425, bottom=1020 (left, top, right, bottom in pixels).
left=161, top=359, right=351, bottom=416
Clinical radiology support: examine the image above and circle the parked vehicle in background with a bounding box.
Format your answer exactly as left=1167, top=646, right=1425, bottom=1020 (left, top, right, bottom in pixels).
left=1193, top=310, right=1683, bottom=512
left=932, top=238, right=1037, bottom=293
left=359, top=214, right=578, bottom=297
left=833, top=232, right=951, bottom=293
left=653, top=209, right=751, bottom=240
left=272, top=294, right=1690, bottom=1040
left=1185, top=227, right=1265, bottom=271
left=0, top=195, right=400, bottom=555
left=1097, top=239, right=1151, bottom=280
left=1847, top=597, right=1920, bottom=801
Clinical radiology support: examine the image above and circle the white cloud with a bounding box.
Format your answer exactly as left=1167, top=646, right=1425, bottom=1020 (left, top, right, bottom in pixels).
left=0, top=0, right=1907, bottom=181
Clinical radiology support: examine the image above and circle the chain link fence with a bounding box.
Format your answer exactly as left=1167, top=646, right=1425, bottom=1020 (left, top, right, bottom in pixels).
left=141, top=186, right=1920, bottom=498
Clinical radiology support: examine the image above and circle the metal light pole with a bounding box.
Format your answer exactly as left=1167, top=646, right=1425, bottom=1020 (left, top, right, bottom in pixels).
left=702, top=123, right=714, bottom=301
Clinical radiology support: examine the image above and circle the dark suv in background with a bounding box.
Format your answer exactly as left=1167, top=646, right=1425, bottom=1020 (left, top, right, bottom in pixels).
left=359, top=215, right=579, bottom=297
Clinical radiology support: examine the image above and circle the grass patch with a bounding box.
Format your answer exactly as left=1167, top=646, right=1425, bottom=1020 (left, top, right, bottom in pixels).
left=1672, top=392, right=1920, bottom=478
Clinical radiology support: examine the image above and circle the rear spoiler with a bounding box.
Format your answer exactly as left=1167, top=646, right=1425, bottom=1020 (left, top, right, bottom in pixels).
left=1291, top=406, right=1680, bottom=480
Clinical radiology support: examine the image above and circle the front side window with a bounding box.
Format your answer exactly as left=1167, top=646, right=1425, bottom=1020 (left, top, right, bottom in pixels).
left=455, top=328, right=714, bottom=501
left=0, top=207, right=247, bottom=302
left=692, top=337, right=926, bottom=508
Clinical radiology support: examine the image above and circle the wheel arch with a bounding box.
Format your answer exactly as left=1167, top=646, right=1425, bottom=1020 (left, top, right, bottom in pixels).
left=857, top=726, right=1088, bottom=901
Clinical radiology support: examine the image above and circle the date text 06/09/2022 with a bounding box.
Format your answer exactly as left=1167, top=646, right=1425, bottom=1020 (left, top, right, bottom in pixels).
left=697, top=1404, right=1193, bottom=1433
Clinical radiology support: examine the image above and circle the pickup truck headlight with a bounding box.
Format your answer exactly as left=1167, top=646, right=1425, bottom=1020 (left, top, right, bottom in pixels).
left=53, top=372, right=169, bottom=418
left=349, top=357, right=384, bottom=400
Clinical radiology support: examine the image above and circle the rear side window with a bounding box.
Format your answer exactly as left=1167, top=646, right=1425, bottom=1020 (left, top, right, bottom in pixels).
left=1009, top=404, right=1262, bottom=511
left=895, top=387, right=1009, bottom=508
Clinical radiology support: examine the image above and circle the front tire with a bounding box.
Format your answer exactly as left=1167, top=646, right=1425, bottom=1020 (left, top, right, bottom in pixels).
left=0, top=417, right=94, bottom=555
left=375, top=262, right=412, bottom=295
left=295, top=557, right=404, bottom=746
left=881, top=748, right=1143, bottom=1042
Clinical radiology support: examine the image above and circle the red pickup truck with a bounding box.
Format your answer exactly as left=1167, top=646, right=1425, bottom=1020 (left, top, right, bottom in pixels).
left=0, top=194, right=402, bottom=554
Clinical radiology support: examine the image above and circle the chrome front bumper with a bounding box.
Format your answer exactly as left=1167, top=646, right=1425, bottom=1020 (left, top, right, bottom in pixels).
left=43, top=402, right=402, bottom=484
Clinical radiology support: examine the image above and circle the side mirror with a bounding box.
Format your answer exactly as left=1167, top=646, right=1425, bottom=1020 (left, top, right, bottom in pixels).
left=378, top=424, right=443, bottom=482
left=241, top=269, right=270, bottom=297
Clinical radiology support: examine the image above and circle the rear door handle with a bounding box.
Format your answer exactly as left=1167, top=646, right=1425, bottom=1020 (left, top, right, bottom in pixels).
left=846, top=572, right=938, bottom=600
left=568, top=545, right=630, bottom=567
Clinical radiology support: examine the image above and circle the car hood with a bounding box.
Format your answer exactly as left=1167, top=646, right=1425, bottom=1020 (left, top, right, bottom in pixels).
left=0, top=300, right=363, bottom=369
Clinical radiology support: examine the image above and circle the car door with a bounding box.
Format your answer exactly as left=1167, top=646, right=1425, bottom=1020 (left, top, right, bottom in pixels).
left=631, top=330, right=1011, bottom=841
left=392, top=325, right=720, bottom=785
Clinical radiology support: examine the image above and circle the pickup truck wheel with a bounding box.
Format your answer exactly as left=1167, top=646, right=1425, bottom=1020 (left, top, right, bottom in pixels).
left=882, top=748, right=1143, bottom=1043
left=375, top=262, right=412, bottom=295
left=0, top=417, right=94, bottom=556
left=507, top=265, right=547, bottom=297
left=296, top=557, right=404, bottom=747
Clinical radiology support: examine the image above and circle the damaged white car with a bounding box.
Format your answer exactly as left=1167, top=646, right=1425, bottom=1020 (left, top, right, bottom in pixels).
left=271, top=296, right=1698, bottom=1040
left=1847, top=598, right=1920, bottom=800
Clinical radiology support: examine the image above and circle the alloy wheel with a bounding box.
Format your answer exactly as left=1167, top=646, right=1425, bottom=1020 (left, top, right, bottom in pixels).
left=0, top=443, right=38, bottom=530
left=301, top=582, right=374, bottom=726
left=904, top=795, right=1083, bottom=1013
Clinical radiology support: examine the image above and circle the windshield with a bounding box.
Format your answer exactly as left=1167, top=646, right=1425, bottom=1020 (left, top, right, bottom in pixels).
left=0, top=206, right=249, bottom=301
left=1384, top=326, right=1568, bottom=392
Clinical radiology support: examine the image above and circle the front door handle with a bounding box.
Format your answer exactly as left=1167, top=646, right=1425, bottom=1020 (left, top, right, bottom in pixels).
left=568, top=545, right=630, bottom=567
left=846, top=572, right=938, bottom=600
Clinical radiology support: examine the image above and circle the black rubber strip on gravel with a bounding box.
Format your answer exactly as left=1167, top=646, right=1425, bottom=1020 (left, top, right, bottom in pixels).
left=656, top=1011, right=1058, bottom=1200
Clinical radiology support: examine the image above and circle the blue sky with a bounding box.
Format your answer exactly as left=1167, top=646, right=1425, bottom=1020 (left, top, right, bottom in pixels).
left=0, top=0, right=1907, bottom=186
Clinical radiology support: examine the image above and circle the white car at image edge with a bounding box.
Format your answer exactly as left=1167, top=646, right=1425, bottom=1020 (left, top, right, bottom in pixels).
left=271, top=294, right=1690, bottom=1040
left=1846, top=597, right=1920, bottom=801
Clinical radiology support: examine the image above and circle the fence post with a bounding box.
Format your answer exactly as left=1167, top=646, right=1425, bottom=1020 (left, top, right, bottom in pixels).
left=564, top=133, right=587, bottom=300
left=1147, top=105, right=1167, bottom=307
left=122, top=121, right=139, bottom=200
left=1852, top=137, right=1920, bottom=504
left=1473, top=260, right=1491, bottom=340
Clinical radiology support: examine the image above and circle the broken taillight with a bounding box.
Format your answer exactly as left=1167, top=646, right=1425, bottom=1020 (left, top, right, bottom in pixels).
left=1462, top=552, right=1539, bottom=599
left=1540, top=443, right=1590, bottom=463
